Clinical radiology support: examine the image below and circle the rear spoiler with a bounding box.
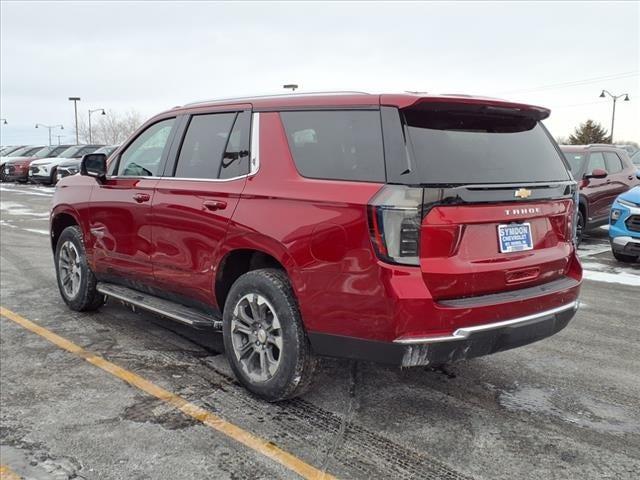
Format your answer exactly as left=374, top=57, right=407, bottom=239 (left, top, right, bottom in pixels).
left=380, top=94, right=551, bottom=121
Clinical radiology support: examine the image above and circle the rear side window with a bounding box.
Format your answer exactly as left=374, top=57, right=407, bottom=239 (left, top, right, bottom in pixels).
left=604, top=152, right=623, bottom=173
left=280, top=110, right=385, bottom=182
left=175, top=112, right=237, bottom=179
left=383, top=105, right=571, bottom=185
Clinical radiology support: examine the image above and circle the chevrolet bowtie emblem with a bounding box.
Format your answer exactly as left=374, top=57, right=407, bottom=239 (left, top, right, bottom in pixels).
left=514, top=188, right=532, bottom=199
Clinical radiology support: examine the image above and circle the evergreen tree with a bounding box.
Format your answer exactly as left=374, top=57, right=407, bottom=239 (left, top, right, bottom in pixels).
left=568, top=120, right=610, bottom=144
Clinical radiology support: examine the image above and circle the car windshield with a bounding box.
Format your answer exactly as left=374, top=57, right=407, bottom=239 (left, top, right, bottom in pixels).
left=562, top=152, right=586, bottom=173
left=33, top=146, right=56, bottom=158
left=57, top=146, right=84, bottom=158
left=631, top=151, right=640, bottom=166
left=4, top=146, right=33, bottom=157
left=94, top=146, right=117, bottom=155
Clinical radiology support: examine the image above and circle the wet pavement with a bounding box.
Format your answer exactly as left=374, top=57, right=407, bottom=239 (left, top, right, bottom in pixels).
left=1, top=182, right=639, bottom=479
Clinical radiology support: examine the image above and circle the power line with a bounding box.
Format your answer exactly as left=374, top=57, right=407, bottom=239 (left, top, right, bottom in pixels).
left=500, top=71, right=639, bottom=95
left=551, top=100, right=609, bottom=109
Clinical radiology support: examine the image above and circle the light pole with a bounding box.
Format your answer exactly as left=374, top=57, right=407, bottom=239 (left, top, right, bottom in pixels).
left=55, top=135, right=64, bottom=145
left=599, top=90, right=630, bottom=143
left=88, top=108, right=105, bottom=144
left=35, top=124, right=64, bottom=146
left=68, top=96, right=81, bottom=144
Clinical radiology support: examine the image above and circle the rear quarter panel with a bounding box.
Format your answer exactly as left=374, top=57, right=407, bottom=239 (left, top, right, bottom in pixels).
left=223, top=112, right=388, bottom=335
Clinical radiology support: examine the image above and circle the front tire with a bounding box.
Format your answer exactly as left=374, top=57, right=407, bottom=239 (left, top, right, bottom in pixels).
left=55, top=226, right=105, bottom=311
left=222, top=268, right=317, bottom=401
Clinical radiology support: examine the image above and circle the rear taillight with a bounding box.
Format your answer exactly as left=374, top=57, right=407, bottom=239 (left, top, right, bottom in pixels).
left=368, top=185, right=423, bottom=266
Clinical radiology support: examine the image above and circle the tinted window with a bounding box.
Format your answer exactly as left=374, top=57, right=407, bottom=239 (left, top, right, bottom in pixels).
left=220, top=111, right=251, bottom=179
left=175, top=113, right=236, bottom=179
left=118, top=118, right=174, bottom=177
left=604, top=152, right=623, bottom=173
left=588, top=152, right=606, bottom=172
left=280, top=110, right=385, bottom=182
left=392, top=106, right=570, bottom=184
left=632, top=151, right=640, bottom=166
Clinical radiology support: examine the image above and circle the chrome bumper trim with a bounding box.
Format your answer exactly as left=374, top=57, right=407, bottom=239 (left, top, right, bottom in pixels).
left=393, top=301, right=579, bottom=345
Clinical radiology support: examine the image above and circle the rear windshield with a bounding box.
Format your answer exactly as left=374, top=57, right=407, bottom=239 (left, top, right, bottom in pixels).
left=386, top=106, right=571, bottom=185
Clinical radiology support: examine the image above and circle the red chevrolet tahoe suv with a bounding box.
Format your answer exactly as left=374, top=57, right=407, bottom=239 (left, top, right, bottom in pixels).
left=50, top=92, right=582, bottom=401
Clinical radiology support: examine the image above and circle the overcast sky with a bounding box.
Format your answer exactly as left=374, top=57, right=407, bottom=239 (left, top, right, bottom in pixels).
left=1, top=1, right=638, bottom=146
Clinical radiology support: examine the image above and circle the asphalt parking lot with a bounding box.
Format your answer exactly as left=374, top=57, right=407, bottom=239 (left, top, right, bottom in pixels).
left=1, top=182, right=639, bottom=480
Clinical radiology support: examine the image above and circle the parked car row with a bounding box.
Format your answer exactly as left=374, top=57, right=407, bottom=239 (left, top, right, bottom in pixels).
left=0, top=144, right=117, bottom=185
left=559, top=144, right=640, bottom=245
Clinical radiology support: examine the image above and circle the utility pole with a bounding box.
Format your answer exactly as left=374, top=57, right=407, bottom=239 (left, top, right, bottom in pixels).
left=68, top=97, right=81, bottom=144
left=35, top=124, right=64, bottom=146
left=599, top=90, right=630, bottom=143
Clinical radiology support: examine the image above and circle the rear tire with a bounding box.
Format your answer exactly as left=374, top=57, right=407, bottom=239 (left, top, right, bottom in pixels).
left=55, top=226, right=105, bottom=311
left=222, top=268, right=317, bottom=401
left=612, top=250, right=638, bottom=263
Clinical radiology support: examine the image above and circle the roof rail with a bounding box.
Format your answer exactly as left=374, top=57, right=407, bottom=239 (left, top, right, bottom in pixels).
left=183, top=91, right=371, bottom=107
left=184, top=90, right=371, bottom=106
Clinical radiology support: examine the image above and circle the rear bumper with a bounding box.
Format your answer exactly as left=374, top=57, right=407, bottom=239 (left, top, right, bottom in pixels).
left=309, top=301, right=578, bottom=367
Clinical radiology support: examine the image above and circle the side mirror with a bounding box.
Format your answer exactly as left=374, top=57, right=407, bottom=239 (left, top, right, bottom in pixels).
left=586, top=168, right=607, bottom=179
left=80, top=153, right=107, bottom=180
left=636, top=170, right=640, bottom=180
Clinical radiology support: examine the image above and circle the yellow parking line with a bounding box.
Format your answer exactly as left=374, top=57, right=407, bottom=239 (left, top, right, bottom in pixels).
left=0, top=306, right=335, bottom=480
left=0, top=465, right=21, bottom=480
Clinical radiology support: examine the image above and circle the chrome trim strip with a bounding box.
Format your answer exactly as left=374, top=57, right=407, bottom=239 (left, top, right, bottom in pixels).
left=97, top=284, right=206, bottom=327
left=107, top=113, right=260, bottom=183
left=393, top=301, right=578, bottom=345
left=250, top=112, right=260, bottom=175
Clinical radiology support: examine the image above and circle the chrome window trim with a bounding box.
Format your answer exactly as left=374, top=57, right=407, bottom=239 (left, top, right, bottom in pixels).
left=106, top=112, right=260, bottom=183
left=393, top=301, right=579, bottom=345
left=250, top=112, right=260, bottom=176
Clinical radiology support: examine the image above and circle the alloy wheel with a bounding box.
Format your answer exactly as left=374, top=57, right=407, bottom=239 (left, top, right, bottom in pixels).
left=58, top=240, right=82, bottom=298
left=230, top=293, right=283, bottom=383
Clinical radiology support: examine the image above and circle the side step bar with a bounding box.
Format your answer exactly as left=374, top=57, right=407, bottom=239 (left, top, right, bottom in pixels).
left=97, top=282, right=222, bottom=329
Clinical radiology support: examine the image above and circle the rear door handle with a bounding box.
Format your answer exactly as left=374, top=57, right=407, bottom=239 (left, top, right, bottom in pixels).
left=203, top=200, right=227, bottom=211
left=133, top=193, right=151, bottom=203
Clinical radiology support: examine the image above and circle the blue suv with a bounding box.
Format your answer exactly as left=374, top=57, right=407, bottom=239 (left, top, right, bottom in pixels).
left=609, top=178, right=640, bottom=263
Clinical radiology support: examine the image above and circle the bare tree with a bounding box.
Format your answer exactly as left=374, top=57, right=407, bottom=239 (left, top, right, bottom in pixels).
left=77, top=110, right=143, bottom=145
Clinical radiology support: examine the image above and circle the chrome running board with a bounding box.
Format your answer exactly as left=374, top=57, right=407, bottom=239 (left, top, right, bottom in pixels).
left=97, top=282, right=222, bottom=329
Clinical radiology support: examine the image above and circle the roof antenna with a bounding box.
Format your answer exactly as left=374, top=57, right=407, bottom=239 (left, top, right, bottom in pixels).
left=283, top=84, right=299, bottom=92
